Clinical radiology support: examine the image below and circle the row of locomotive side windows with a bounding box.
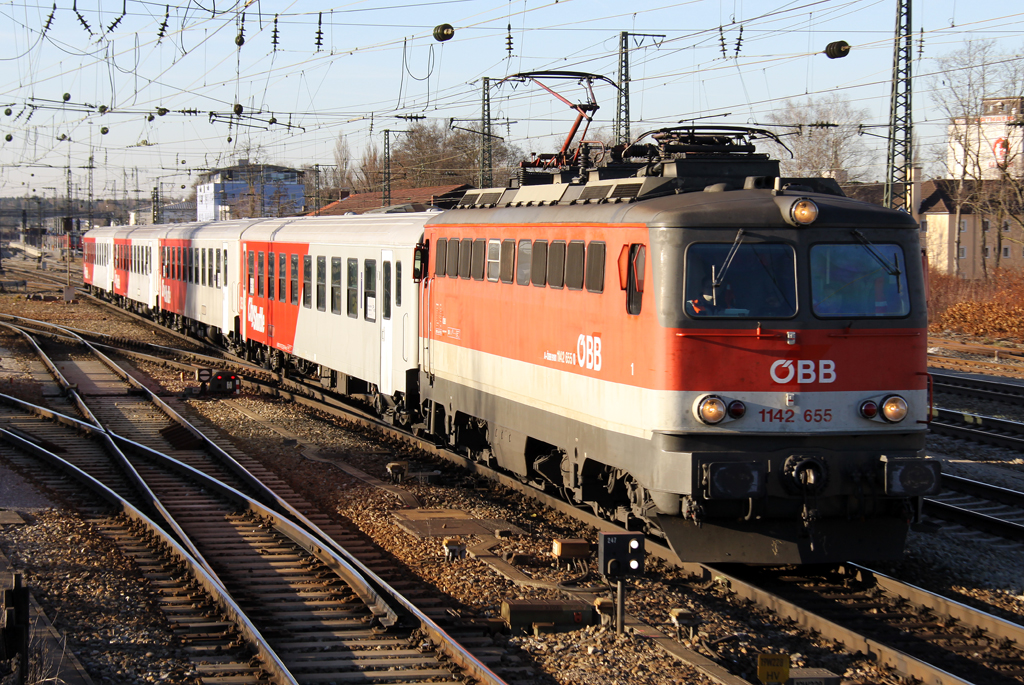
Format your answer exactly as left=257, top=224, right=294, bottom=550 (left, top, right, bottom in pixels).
left=162, top=246, right=228, bottom=288
left=432, top=237, right=605, bottom=293
left=245, top=250, right=402, bottom=322
left=112, top=244, right=154, bottom=275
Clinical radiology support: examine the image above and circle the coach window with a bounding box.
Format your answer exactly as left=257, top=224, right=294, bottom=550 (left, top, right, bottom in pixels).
left=471, top=239, right=487, bottom=280
left=621, top=244, right=645, bottom=315
left=346, top=258, right=358, bottom=317
left=208, top=248, right=214, bottom=286
left=278, top=253, right=286, bottom=302
left=223, top=249, right=228, bottom=282
left=201, top=249, right=207, bottom=286
left=185, top=248, right=190, bottom=283
left=445, top=238, right=460, bottom=278
left=516, top=240, right=532, bottom=286
left=330, top=257, right=342, bottom=314
left=216, top=249, right=222, bottom=287
left=566, top=241, right=585, bottom=290
left=302, top=255, right=312, bottom=308
left=486, top=240, right=501, bottom=281
left=364, top=260, right=377, bottom=322
left=549, top=241, right=566, bottom=289
left=258, top=252, right=265, bottom=297
left=194, top=248, right=200, bottom=283
left=435, top=238, right=447, bottom=276
left=532, top=240, right=548, bottom=287
left=459, top=238, right=473, bottom=279
left=500, top=239, right=515, bottom=284
left=396, top=262, right=402, bottom=307
left=316, top=256, right=326, bottom=311
left=383, top=261, right=392, bottom=320
left=586, top=241, right=606, bottom=293
left=267, top=252, right=275, bottom=300
left=290, top=254, right=299, bottom=305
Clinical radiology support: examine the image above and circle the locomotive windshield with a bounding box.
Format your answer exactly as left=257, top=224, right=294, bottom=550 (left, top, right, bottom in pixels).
left=811, top=243, right=910, bottom=317
left=685, top=243, right=796, bottom=318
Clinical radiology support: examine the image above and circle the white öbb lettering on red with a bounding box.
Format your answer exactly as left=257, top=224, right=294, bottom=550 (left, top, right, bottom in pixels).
left=247, top=298, right=266, bottom=333
left=770, top=359, right=835, bottom=384
left=576, top=334, right=602, bottom=371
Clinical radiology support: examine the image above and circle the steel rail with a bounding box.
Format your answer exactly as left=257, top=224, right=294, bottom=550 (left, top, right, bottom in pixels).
left=931, top=371, right=1024, bottom=405
left=923, top=474, right=1024, bottom=543
left=929, top=406, right=1024, bottom=449
left=0, top=323, right=224, bottom=587
left=0, top=426, right=299, bottom=685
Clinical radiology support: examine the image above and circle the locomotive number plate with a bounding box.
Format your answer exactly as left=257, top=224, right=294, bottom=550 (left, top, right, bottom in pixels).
left=758, top=409, right=833, bottom=423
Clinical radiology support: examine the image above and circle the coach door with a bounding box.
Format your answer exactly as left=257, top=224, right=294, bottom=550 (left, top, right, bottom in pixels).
left=380, top=250, right=394, bottom=395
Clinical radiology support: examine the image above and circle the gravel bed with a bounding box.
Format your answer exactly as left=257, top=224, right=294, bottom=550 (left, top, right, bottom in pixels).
left=0, top=297, right=1022, bottom=685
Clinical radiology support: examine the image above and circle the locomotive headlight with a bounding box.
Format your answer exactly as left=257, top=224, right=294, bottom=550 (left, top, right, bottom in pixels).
left=696, top=396, right=727, bottom=425
left=881, top=395, right=909, bottom=423
left=883, top=458, right=941, bottom=496
left=790, top=198, right=819, bottom=225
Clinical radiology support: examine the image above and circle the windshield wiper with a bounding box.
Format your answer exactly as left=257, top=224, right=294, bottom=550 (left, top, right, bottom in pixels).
left=851, top=230, right=902, bottom=291
left=711, top=229, right=745, bottom=304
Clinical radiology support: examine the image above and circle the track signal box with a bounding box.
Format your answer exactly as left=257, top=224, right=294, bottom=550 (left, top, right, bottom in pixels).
left=598, top=532, right=645, bottom=576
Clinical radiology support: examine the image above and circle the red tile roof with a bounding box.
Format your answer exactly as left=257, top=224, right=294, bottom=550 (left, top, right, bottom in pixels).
left=309, top=184, right=472, bottom=216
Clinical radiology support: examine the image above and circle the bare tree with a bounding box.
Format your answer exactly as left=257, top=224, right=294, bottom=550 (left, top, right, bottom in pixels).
left=765, top=93, right=875, bottom=182
left=932, top=39, right=1024, bottom=276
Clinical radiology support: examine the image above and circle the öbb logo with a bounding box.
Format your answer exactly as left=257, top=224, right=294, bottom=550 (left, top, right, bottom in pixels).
left=770, top=359, right=835, bottom=384
left=576, top=334, right=602, bottom=371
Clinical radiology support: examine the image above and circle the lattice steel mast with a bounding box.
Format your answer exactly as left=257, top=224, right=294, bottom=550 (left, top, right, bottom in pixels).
left=884, top=0, right=913, bottom=210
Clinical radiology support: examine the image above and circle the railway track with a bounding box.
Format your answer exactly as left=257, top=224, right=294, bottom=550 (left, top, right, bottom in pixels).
left=9, top=289, right=1024, bottom=685
left=931, top=371, right=1024, bottom=405
left=0, top=318, right=506, bottom=685
left=924, top=474, right=1024, bottom=544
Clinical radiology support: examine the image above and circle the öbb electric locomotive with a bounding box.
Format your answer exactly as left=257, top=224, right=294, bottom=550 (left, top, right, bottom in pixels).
left=84, top=124, right=939, bottom=564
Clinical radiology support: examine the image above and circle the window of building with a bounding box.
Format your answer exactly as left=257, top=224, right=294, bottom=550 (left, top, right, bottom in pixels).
left=566, top=241, right=585, bottom=290
left=532, top=240, right=548, bottom=286
left=278, top=253, right=286, bottom=302
left=983, top=219, right=991, bottom=232
left=303, top=255, right=312, bottom=308
left=959, top=247, right=967, bottom=259
left=316, top=255, right=326, bottom=311
left=459, top=238, right=473, bottom=279
left=960, top=219, right=968, bottom=232
left=516, top=240, right=532, bottom=285
left=1003, top=246, right=1011, bottom=258
left=290, top=254, right=299, bottom=305
left=1004, top=220, right=1012, bottom=232
left=347, top=258, right=358, bottom=317
left=331, top=257, right=342, bottom=314
left=586, top=241, right=606, bottom=293
left=364, top=260, right=377, bottom=322
left=984, top=246, right=991, bottom=258
left=920, top=218, right=927, bottom=233
left=435, top=238, right=447, bottom=276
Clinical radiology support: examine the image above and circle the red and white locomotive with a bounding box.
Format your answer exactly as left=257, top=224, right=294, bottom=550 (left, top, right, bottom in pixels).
left=85, top=124, right=938, bottom=564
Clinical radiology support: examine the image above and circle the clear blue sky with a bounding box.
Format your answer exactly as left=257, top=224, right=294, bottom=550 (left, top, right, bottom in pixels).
left=1, top=0, right=1022, bottom=202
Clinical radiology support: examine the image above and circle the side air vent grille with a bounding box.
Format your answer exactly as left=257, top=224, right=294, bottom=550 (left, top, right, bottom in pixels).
left=477, top=192, right=502, bottom=206
left=610, top=182, right=643, bottom=199
left=579, top=185, right=612, bottom=201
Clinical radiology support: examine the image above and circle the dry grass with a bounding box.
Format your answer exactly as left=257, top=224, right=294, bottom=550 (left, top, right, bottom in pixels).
left=929, top=268, right=1024, bottom=341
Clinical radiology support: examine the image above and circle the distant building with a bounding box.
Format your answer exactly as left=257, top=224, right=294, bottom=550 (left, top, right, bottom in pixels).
left=947, top=96, right=1024, bottom=181
left=130, top=200, right=197, bottom=225
left=196, top=161, right=305, bottom=221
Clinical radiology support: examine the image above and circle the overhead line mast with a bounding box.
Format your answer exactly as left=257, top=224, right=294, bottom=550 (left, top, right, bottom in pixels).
left=884, top=0, right=913, bottom=210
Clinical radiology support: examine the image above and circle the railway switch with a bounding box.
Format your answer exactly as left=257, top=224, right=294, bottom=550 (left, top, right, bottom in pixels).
left=598, top=532, right=644, bottom=577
